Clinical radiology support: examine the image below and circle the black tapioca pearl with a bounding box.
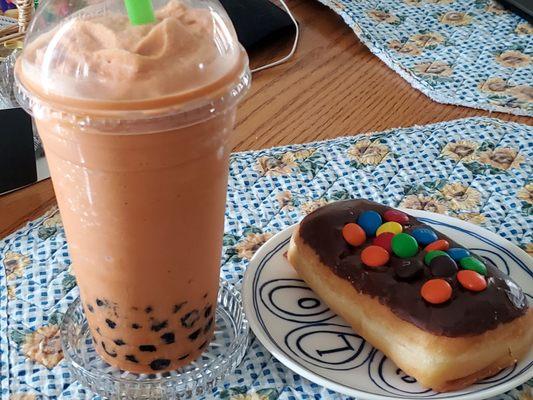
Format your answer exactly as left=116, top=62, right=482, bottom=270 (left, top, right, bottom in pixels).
left=139, top=345, right=157, bottom=352
left=161, top=332, right=175, bottom=344
left=105, top=319, right=117, bottom=329
left=132, top=306, right=139, bottom=311
left=150, top=359, right=170, bottom=371
left=204, top=305, right=212, bottom=318
left=198, top=340, right=208, bottom=350
left=101, top=341, right=117, bottom=358
left=145, top=306, right=153, bottom=314
left=96, top=327, right=102, bottom=336
left=203, top=293, right=208, bottom=298
left=181, top=310, right=200, bottom=328
left=173, top=302, right=187, bottom=313
left=87, top=304, right=94, bottom=313
left=204, top=317, right=214, bottom=334
left=96, top=299, right=105, bottom=307
left=151, top=320, right=168, bottom=332
left=131, top=323, right=141, bottom=329
left=178, top=354, right=189, bottom=360
left=125, top=354, right=139, bottom=363
left=114, top=339, right=125, bottom=346
left=188, top=329, right=201, bottom=341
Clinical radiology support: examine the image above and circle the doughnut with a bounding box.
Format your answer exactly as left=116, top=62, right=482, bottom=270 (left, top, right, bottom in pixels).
left=287, top=199, right=532, bottom=392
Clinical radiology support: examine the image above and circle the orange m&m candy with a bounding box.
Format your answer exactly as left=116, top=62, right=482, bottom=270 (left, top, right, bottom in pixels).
left=361, top=245, right=390, bottom=267
left=424, top=239, right=450, bottom=252
left=457, top=270, right=487, bottom=292
left=342, top=223, right=366, bottom=247
left=421, top=279, right=452, bottom=304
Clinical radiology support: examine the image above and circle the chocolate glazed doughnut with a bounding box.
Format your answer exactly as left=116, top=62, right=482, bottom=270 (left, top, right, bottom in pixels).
left=288, top=199, right=532, bottom=392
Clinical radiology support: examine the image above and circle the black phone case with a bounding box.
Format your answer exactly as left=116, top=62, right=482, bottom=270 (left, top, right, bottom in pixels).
left=220, top=0, right=295, bottom=50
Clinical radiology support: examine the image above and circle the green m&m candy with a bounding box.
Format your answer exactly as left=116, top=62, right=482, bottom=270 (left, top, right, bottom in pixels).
left=391, top=233, right=418, bottom=258
left=424, top=250, right=449, bottom=266
left=459, top=256, right=487, bottom=276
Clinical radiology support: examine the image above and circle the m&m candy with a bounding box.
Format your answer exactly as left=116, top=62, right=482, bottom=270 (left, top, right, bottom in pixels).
left=373, top=232, right=395, bottom=253
left=361, top=245, right=390, bottom=267
left=457, top=270, right=487, bottom=292
left=357, top=211, right=383, bottom=236
left=376, top=221, right=403, bottom=236
left=383, top=209, right=410, bottom=225
left=429, top=255, right=458, bottom=278
left=424, top=250, right=449, bottom=266
left=391, top=233, right=418, bottom=258
left=447, top=247, right=470, bottom=261
left=459, top=256, right=487, bottom=276
left=421, top=279, right=452, bottom=304
left=424, top=239, right=450, bottom=252
left=342, top=223, right=366, bottom=247
left=392, top=259, right=424, bottom=280
left=411, top=227, right=438, bottom=246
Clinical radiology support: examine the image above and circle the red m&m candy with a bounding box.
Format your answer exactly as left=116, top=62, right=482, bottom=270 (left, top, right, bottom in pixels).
left=373, top=232, right=395, bottom=253
left=383, top=209, right=410, bottom=225
left=457, top=270, right=487, bottom=292
left=421, top=279, right=452, bottom=304
left=424, top=239, right=450, bottom=252
left=361, top=245, right=390, bottom=267
left=342, top=223, right=366, bottom=247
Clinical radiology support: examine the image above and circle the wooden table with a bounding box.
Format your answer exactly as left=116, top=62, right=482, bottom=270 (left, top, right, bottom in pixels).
left=1, top=0, right=530, bottom=238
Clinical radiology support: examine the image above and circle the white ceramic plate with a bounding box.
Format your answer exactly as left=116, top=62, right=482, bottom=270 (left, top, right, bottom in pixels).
left=242, top=209, right=533, bottom=400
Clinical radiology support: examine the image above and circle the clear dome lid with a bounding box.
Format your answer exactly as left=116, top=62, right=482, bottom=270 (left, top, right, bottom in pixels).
left=15, top=0, right=249, bottom=121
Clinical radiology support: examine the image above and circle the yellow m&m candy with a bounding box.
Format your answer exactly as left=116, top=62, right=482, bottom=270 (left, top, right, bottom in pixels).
left=376, top=221, right=403, bottom=236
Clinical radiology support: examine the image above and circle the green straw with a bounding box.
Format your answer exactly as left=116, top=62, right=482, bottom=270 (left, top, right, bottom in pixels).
left=124, top=0, right=156, bottom=25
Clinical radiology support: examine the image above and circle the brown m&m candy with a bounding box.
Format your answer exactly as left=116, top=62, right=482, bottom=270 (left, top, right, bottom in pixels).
left=392, top=259, right=424, bottom=280
left=429, top=255, right=458, bottom=278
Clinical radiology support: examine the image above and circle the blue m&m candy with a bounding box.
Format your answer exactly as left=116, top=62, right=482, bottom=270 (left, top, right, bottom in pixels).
left=411, top=227, right=438, bottom=246
left=357, top=211, right=383, bottom=236
left=447, top=247, right=470, bottom=261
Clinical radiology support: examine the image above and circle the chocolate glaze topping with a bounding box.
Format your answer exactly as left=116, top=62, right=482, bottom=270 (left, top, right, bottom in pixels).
left=299, top=199, right=528, bottom=337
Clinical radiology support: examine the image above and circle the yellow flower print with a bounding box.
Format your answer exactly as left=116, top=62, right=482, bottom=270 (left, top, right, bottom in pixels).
left=367, top=9, right=400, bottom=24
left=255, top=153, right=297, bottom=176
left=478, top=77, right=511, bottom=94
left=455, top=213, right=487, bottom=225
left=388, top=40, right=422, bottom=56
left=400, top=194, right=448, bottom=214
left=524, top=243, right=533, bottom=256
left=515, top=23, right=533, bottom=35
left=292, top=149, right=316, bottom=160
left=347, top=139, right=390, bottom=165
left=517, top=183, right=533, bottom=205
left=410, top=32, right=445, bottom=48
left=329, top=0, right=346, bottom=10
left=230, top=393, right=270, bottom=400
left=477, top=147, right=525, bottom=170
left=508, top=85, right=533, bottom=102
left=414, top=61, right=453, bottom=77
left=427, top=0, right=454, bottom=4
left=495, top=50, right=531, bottom=68
left=404, top=0, right=423, bottom=5
left=485, top=1, right=508, bottom=14
left=3, top=251, right=31, bottom=281
left=10, top=394, right=37, bottom=400
left=22, top=325, right=63, bottom=369
left=439, top=11, right=472, bottom=26
left=42, top=212, right=62, bottom=228
left=300, top=199, right=329, bottom=215
left=441, top=140, right=479, bottom=162
left=276, top=191, right=294, bottom=210
left=440, top=183, right=481, bottom=211
left=7, top=285, right=16, bottom=300
left=235, top=232, right=273, bottom=260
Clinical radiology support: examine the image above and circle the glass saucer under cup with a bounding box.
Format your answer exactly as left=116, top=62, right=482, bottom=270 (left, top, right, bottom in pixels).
left=61, top=279, right=249, bottom=399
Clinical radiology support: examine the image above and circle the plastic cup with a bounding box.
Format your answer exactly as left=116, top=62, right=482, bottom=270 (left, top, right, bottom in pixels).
left=15, top=0, right=250, bottom=374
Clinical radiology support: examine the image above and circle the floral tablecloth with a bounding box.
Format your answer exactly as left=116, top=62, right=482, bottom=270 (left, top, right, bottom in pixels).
left=318, top=0, right=532, bottom=116
left=1, top=117, right=532, bottom=399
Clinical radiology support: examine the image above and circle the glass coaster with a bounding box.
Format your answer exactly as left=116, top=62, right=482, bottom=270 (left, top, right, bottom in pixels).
left=61, top=279, right=249, bottom=399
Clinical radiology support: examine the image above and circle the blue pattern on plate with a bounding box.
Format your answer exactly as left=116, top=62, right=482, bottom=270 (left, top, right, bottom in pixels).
left=316, top=0, right=532, bottom=116
left=0, top=117, right=531, bottom=399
